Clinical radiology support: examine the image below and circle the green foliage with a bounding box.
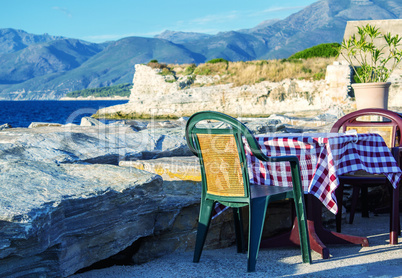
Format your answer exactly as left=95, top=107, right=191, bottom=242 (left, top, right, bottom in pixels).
left=281, top=58, right=303, bottom=63
left=255, top=60, right=269, bottom=66
left=147, top=60, right=169, bottom=70
left=183, top=64, right=197, bottom=75
left=193, top=67, right=212, bottom=75
left=313, top=72, right=325, bottom=80
left=160, top=67, right=174, bottom=76
left=207, top=58, right=229, bottom=64
left=340, top=24, right=402, bottom=83
left=289, top=43, right=341, bottom=59
left=301, top=66, right=312, bottom=73
left=352, top=67, right=367, bottom=83
left=65, top=83, right=132, bottom=98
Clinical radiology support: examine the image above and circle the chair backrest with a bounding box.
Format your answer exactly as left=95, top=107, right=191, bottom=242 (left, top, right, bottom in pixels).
left=330, top=108, right=402, bottom=148
left=196, top=133, right=245, bottom=197
left=185, top=111, right=267, bottom=201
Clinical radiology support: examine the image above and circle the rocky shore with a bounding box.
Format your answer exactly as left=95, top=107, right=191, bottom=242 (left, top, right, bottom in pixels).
left=60, top=96, right=129, bottom=101
left=0, top=111, right=342, bottom=277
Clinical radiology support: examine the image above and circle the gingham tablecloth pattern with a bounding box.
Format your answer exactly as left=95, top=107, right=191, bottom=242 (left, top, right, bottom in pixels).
left=243, top=133, right=402, bottom=214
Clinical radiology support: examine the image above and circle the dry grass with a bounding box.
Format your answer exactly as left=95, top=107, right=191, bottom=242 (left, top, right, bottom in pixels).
left=167, top=57, right=336, bottom=87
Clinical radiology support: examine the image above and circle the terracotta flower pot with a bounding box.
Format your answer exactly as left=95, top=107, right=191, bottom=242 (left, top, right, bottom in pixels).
left=352, top=82, right=391, bottom=110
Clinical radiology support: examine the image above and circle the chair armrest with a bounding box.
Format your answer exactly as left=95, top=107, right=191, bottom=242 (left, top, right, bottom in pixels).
left=268, top=155, right=300, bottom=164
left=251, top=149, right=300, bottom=165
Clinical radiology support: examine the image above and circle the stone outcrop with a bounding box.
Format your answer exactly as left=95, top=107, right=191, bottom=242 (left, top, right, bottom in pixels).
left=0, top=112, right=341, bottom=277
left=28, top=122, right=63, bottom=128
left=95, top=64, right=355, bottom=119
left=0, top=158, right=237, bottom=277
left=0, top=123, right=11, bottom=130
left=0, top=122, right=240, bottom=277
left=0, top=161, right=162, bottom=277
left=119, top=156, right=201, bottom=182
left=96, top=47, right=402, bottom=119
left=0, top=123, right=191, bottom=165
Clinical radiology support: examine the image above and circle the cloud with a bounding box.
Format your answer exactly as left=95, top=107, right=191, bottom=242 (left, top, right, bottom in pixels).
left=190, top=11, right=240, bottom=25
left=172, top=5, right=306, bottom=31
left=81, top=5, right=308, bottom=43
left=259, top=5, right=306, bottom=15
left=52, top=6, right=72, bottom=18
left=82, top=34, right=127, bottom=42
left=82, top=32, right=145, bottom=43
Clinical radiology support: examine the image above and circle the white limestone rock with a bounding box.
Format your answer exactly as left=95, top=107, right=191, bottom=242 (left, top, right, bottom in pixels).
left=28, top=122, right=63, bottom=128
left=0, top=123, right=11, bottom=130
left=0, top=160, right=163, bottom=277
left=0, top=125, right=191, bottom=164
left=80, top=117, right=106, bottom=126
left=96, top=64, right=356, bottom=119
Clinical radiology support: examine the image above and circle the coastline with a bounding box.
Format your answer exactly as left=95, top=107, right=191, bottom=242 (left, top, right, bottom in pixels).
left=59, top=96, right=129, bottom=101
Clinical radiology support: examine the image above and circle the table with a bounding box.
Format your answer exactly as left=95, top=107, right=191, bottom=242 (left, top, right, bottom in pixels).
left=243, top=132, right=402, bottom=258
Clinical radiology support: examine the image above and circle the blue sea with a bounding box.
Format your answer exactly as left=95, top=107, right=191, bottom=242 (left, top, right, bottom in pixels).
left=0, top=100, right=129, bottom=128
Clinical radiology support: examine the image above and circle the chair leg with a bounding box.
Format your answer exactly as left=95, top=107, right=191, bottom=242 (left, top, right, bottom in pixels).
left=248, top=197, right=268, bottom=272
left=335, top=182, right=345, bottom=233
left=349, top=186, right=360, bottom=224
left=293, top=195, right=312, bottom=264
left=233, top=207, right=246, bottom=253
left=193, top=199, right=215, bottom=263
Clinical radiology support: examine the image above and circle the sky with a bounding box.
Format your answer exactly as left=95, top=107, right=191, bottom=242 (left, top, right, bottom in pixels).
left=1, top=0, right=318, bottom=43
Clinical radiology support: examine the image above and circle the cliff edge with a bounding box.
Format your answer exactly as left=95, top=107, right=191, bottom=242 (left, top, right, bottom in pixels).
left=94, top=62, right=358, bottom=119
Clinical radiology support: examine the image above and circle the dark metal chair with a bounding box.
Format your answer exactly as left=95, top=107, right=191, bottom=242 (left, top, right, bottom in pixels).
left=330, top=108, right=402, bottom=244
left=186, top=111, right=311, bottom=272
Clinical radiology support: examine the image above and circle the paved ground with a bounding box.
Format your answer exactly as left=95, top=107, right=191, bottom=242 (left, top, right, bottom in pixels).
left=73, top=213, right=402, bottom=278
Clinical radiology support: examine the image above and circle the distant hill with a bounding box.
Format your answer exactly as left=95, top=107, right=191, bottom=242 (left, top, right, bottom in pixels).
left=0, top=37, right=204, bottom=99
left=0, top=28, right=64, bottom=54
left=0, top=39, right=104, bottom=84
left=0, top=0, right=401, bottom=100
left=154, top=30, right=213, bottom=44
left=237, top=19, right=281, bottom=34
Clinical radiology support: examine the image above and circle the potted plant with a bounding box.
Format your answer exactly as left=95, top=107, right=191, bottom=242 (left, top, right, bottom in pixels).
left=340, top=23, right=402, bottom=109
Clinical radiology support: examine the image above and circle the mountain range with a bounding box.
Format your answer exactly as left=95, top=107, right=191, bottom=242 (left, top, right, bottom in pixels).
left=0, top=0, right=401, bottom=100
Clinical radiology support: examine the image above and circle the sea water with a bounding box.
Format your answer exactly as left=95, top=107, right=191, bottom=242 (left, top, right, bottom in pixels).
left=0, top=100, right=129, bottom=128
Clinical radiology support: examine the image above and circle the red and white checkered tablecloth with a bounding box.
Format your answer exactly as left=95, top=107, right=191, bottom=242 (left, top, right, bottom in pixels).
left=243, top=133, right=402, bottom=214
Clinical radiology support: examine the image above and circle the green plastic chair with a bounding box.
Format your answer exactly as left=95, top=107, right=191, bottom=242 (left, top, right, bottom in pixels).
left=185, top=111, right=311, bottom=272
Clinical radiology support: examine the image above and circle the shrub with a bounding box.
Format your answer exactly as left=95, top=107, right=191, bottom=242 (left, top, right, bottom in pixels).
left=255, top=60, right=269, bottom=66
left=301, top=66, right=312, bottom=74
left=183, top=64, right=197, bottom=75
left=167, top=56, right=335, bottom=86
left=289, top=43, right=341, bottom=59
left=66, top=83, right=132, bottom=98
left=193, top=67, right=212, bottom=75
left=313, top=72, right=325, bottom=80
left=281, top=58, right=302, bottom=64
left=160, top=67, right=174, bottom=76
left=147, top=60, right=168, bottom=70
left=207, top=58, right=229, bottom=64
